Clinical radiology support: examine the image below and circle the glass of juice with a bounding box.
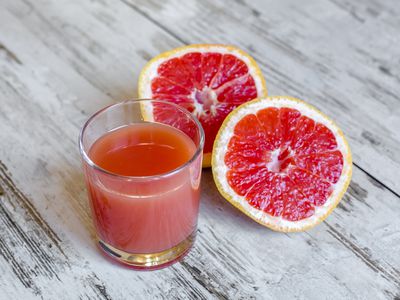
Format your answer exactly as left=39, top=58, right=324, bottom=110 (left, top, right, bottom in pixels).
left=79, top=99, right=204, bottom=270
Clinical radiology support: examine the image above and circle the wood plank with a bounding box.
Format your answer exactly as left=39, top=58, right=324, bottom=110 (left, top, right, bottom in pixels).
left=0, top=0, right=399, bottom=298
left=0, top=160, right=121, bottom=299
left=125, top=0, right=400, bottom=196
left=0, top=6, right=211, bottom=299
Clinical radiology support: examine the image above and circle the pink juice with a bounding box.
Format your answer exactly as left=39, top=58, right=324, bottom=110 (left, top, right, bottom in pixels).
left=84, top=123, right=200, bottom=254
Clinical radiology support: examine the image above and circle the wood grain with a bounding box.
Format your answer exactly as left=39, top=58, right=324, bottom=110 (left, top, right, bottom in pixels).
left=0, top=0, right=399, bottom=299
left=127, top=0, right=400, bottom=196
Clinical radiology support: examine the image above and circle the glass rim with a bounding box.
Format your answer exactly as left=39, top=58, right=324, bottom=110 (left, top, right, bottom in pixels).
left=78, top=99, right=205, bottom=180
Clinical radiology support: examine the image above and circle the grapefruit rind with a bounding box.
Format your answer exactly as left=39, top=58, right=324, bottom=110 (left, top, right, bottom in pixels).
left=138, top=44, right=267, bottom=168
left=211, top=96, right=352, bottom=232
left=140, top=99, right=154, bottom=122
left=202, top=153, right=212, bottom=168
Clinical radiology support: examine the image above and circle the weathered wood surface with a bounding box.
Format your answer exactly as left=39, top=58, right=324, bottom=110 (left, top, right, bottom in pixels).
left=0, top=0, right=399, bottom=299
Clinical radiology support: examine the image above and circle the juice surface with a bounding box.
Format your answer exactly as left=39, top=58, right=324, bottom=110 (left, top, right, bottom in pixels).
left=89, top=123, right=196, bottom=176
left=85, top=123, right=200, bottom=253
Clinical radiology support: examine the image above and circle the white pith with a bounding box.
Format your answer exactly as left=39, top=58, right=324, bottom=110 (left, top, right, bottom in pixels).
left=266, top=148, right=293, bottom=173
left=190, top=87, right=218, bottom=117
left=213, top=97, right=352, bottom=231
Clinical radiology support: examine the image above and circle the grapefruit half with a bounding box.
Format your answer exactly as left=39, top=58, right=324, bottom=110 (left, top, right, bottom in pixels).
left=138, top=44, right=267, bottom=167
left=212, top=96, right=352, bottom=232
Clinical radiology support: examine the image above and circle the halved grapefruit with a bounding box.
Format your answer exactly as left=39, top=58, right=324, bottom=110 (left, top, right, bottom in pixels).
left=138, top=44, right=267, bottom=167
left=212, top=96, right=352, bottom=232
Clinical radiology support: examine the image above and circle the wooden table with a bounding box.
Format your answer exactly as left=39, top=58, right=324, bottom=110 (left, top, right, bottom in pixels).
left=1, top=0, right=399, bottom=299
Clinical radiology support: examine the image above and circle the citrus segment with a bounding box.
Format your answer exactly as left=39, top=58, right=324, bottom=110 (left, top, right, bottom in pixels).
left=212, top=96, right=352, bottom=232
left=138, top=44, right=267, bottom=167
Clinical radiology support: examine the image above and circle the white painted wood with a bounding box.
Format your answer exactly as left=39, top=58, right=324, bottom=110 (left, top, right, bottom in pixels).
left=129, top=0, right=400, bottom=196
left=0, top=0, right=399, bottom=299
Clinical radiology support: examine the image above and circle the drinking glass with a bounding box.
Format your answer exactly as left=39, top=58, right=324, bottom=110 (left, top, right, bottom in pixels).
left=79, top=99, right=204, bottom=270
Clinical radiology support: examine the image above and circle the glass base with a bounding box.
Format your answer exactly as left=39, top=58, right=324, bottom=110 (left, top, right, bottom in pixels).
left=97, top=231, right=196, bottom=270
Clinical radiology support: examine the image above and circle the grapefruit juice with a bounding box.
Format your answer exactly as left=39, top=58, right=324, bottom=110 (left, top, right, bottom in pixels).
left=82, top=121, right=202, bottom=268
